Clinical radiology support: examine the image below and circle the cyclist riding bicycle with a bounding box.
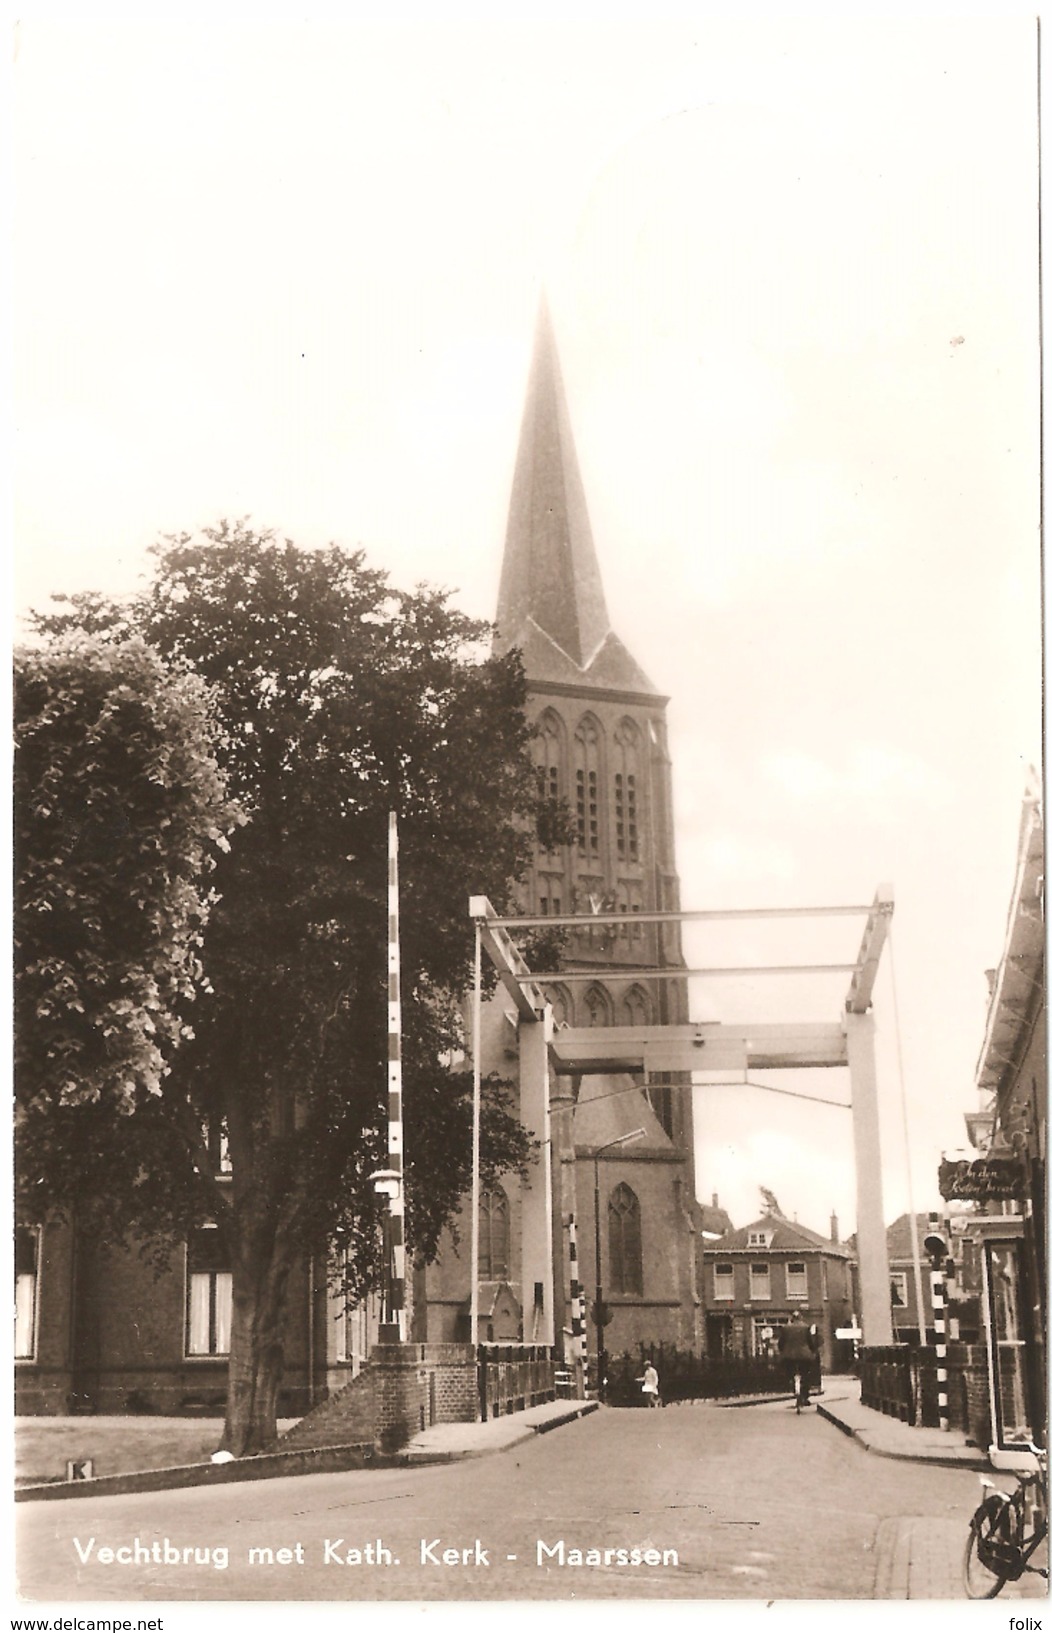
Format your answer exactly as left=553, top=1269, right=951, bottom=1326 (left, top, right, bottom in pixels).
left=778, top=1310, right=818, bottom=1409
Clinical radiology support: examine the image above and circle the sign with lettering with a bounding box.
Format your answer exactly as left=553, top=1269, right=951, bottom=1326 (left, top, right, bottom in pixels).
left=938, top=1155, right=1026, bottom=1202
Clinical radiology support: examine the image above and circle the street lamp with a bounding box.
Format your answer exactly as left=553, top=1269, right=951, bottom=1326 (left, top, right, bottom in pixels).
left=593, top=1128, right=646, bottom=1401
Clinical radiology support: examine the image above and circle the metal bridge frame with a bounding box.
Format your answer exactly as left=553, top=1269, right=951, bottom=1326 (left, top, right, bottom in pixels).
left=468, top=888, right=896, bottom=1349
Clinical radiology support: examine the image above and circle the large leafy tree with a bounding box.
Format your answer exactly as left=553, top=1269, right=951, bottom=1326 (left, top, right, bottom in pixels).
left=15, top=632, right=240, bottom=1117
left=22, top=523, right=553, bottom=1454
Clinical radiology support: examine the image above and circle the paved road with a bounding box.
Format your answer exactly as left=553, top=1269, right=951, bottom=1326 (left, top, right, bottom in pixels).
left=13, top=1399, right=1022, bottom=1601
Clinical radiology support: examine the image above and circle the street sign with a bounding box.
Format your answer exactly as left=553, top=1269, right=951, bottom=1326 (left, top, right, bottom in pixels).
left=938, top=1155, right=1025, bottom=1202
left=836, top=1326, right=862, bottom=1341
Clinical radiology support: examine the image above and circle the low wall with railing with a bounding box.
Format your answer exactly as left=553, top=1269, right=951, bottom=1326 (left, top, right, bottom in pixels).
left=859, top=1343, right=990, bottom=1446
left=477, top=1344, right=558, bottom=1420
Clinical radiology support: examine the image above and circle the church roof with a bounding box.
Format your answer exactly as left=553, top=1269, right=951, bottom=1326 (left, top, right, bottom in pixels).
left=495, top=299, right=659, bottom=697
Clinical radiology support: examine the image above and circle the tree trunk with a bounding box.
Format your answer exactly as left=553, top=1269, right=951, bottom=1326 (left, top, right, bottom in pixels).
left=221, top=1220, right=296, bottom=1456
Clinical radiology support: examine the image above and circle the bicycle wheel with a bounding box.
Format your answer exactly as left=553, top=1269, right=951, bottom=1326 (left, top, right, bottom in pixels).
left=963, top=1496, right=1011, bottom=1599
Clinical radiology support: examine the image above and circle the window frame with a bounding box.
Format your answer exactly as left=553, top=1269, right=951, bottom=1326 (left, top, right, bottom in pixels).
left=478, top=1184, right=511, bottom=1281
left=185, top=1225, right=233, bottom=1358
left=749, top=1261, right=771, bottom=1301
left=15, top=1225, right=41, bottom=1362
left=713, top=1261, right=735, bottom=1301
left=785, top=1261, right=808, bottom=1300
left=608, top=1182, right=643, bottom=1297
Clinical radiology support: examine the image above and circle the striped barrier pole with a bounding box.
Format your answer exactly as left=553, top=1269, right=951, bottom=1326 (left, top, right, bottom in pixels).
left=382, top=811, right=407, bottom=1341
left=568, top=1214, right=587, bottom=1396
left=931, top=1262, right=948, bottom=1431
left=946, top=1256, right=960, bottom=1342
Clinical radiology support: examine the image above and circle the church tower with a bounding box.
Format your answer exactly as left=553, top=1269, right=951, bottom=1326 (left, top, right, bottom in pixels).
left=494, top=299, right=702, bottom=1357
left=417, top=300, right=702, bottom=1357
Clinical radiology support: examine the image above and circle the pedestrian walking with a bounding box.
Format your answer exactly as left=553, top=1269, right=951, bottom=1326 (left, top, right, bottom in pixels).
left=640, top=1360, right=660, bottom=1408
left=778, top=1311, right=818, bottom=1410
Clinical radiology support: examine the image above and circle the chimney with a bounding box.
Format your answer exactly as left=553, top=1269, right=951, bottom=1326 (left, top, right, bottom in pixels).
left=712, top=1193, right=719, bottom=1208
left=830, top=1210, right=839, bottom=1244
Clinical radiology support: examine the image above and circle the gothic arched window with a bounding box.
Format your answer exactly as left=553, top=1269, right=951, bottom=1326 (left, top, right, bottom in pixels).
left=583, top=983, right=611, bottom=1028
left=479, top=1185, right=510, bottom=1280
left=534, top=709, right=566, bottom=856
left=613, top=718, right=641, bottom=863
left=608, top=1183, right=643, bottom=1295
left=547, top=984, right=574, bottom=1029
left=573, top=714, right=603, bottom=858
left=621, top=985, right=651, bottom=1027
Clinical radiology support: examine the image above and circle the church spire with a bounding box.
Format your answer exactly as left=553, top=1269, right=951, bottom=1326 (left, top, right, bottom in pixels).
left=496, top=296, right=610, bottom=667
left=495, top=299, right=659, bottom=695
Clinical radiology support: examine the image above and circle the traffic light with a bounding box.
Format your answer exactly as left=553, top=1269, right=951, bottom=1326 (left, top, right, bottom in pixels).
left=924, top=1210, right=949, bottom=1265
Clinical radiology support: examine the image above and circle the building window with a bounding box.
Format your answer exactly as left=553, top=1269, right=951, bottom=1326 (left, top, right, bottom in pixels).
left=621, top=984, right=650, bottom=1027
left=749, top=1262, right=771, bottom=1301
left=583, top=983, right=611, bottom=1028
left=752, top=1314, right=790, bottom=1357
left=203, top=1115, right=232, bottom=1176
left=547, top=984, right=573, bottom=1029
left=15, top=1227, right=39, bottom=1360
left=786, top=1262, right=808, bottom=1300
left=713, top=1262, right=734, bottom=1301
left=534, top=709, right=565, bottom=855
left=187, top=1226, right=232, bottom=1356
left=747, top=1230, right=772, bottom=1249
left=574, top=716, right=602, bottom=855
left=331, top=1252, right=381, bottom=1374
left=613, top=719, right=641, bottom=861
left=822, top=1258, right=830, bottom=1301
left=479, top=1186, right=510, bottom=1280
left=890, top=1271, right=908, bottom=1309
left=608, top=1183, right=643, bottom=1296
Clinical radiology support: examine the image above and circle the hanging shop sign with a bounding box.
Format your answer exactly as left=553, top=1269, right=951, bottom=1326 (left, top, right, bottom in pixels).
left=938, top=1155, right=1026, bottom=1202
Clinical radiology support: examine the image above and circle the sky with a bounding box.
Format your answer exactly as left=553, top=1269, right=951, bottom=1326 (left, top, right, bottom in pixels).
left=13, top=10, right=1043, bottom=1243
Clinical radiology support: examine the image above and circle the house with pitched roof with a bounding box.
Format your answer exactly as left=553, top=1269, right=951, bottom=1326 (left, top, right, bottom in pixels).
left=702, top=1204, right=854, bottom=1371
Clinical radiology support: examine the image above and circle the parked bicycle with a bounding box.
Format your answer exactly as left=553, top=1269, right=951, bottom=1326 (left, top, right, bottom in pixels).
left=963, top=1444, right=1048, bottom=1598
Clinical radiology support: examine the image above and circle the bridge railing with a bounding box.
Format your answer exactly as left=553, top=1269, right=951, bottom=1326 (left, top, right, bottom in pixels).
left=477, top=1344, right=557, bottom=1420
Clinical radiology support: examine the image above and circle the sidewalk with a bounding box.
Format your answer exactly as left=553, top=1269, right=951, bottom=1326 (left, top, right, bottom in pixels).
left=404, top=1397, right=598, bottom=1461
left=814, top=1382, right=1049, bottom=1597
left=816, top=1377, right=987, bottom=1469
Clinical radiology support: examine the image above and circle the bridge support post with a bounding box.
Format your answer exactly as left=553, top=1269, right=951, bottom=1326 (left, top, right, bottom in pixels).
left=519, top=1008, right=555, bottom=1345
left=846, top=1010, right=893, bottom=1345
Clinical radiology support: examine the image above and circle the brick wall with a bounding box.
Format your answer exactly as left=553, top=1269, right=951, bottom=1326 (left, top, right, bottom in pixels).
left=282, top=1343, right=480, bottom=1455
left=964, top=1356, right=992, bottom=1451
left=860, top=1342, right=992, bottom=1447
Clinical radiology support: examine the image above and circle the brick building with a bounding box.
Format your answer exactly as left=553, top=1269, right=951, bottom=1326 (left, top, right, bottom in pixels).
left=702, top=1207, right=854, bottom=1372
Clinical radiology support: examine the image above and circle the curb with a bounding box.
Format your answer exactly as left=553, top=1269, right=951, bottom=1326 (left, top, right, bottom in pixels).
left=534, top=1401, right=599, bottom=1434
left=403, top=1399, right=600, bottom=1462
left=15, top=1440, right=383, bottom=1503
left=816, top=1402, right=987, bottom=1470
left=16, top=1402, right=602, bottom=1500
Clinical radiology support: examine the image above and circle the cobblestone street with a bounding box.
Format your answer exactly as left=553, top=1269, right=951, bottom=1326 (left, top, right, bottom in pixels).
left=19, top=1396, right=1044, bottom=1602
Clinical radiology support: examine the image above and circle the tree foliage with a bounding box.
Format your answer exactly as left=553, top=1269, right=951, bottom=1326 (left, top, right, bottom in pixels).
left=22, top=523, right=553, bottom=1450
left=15, top=632, right=240, bottom=1124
